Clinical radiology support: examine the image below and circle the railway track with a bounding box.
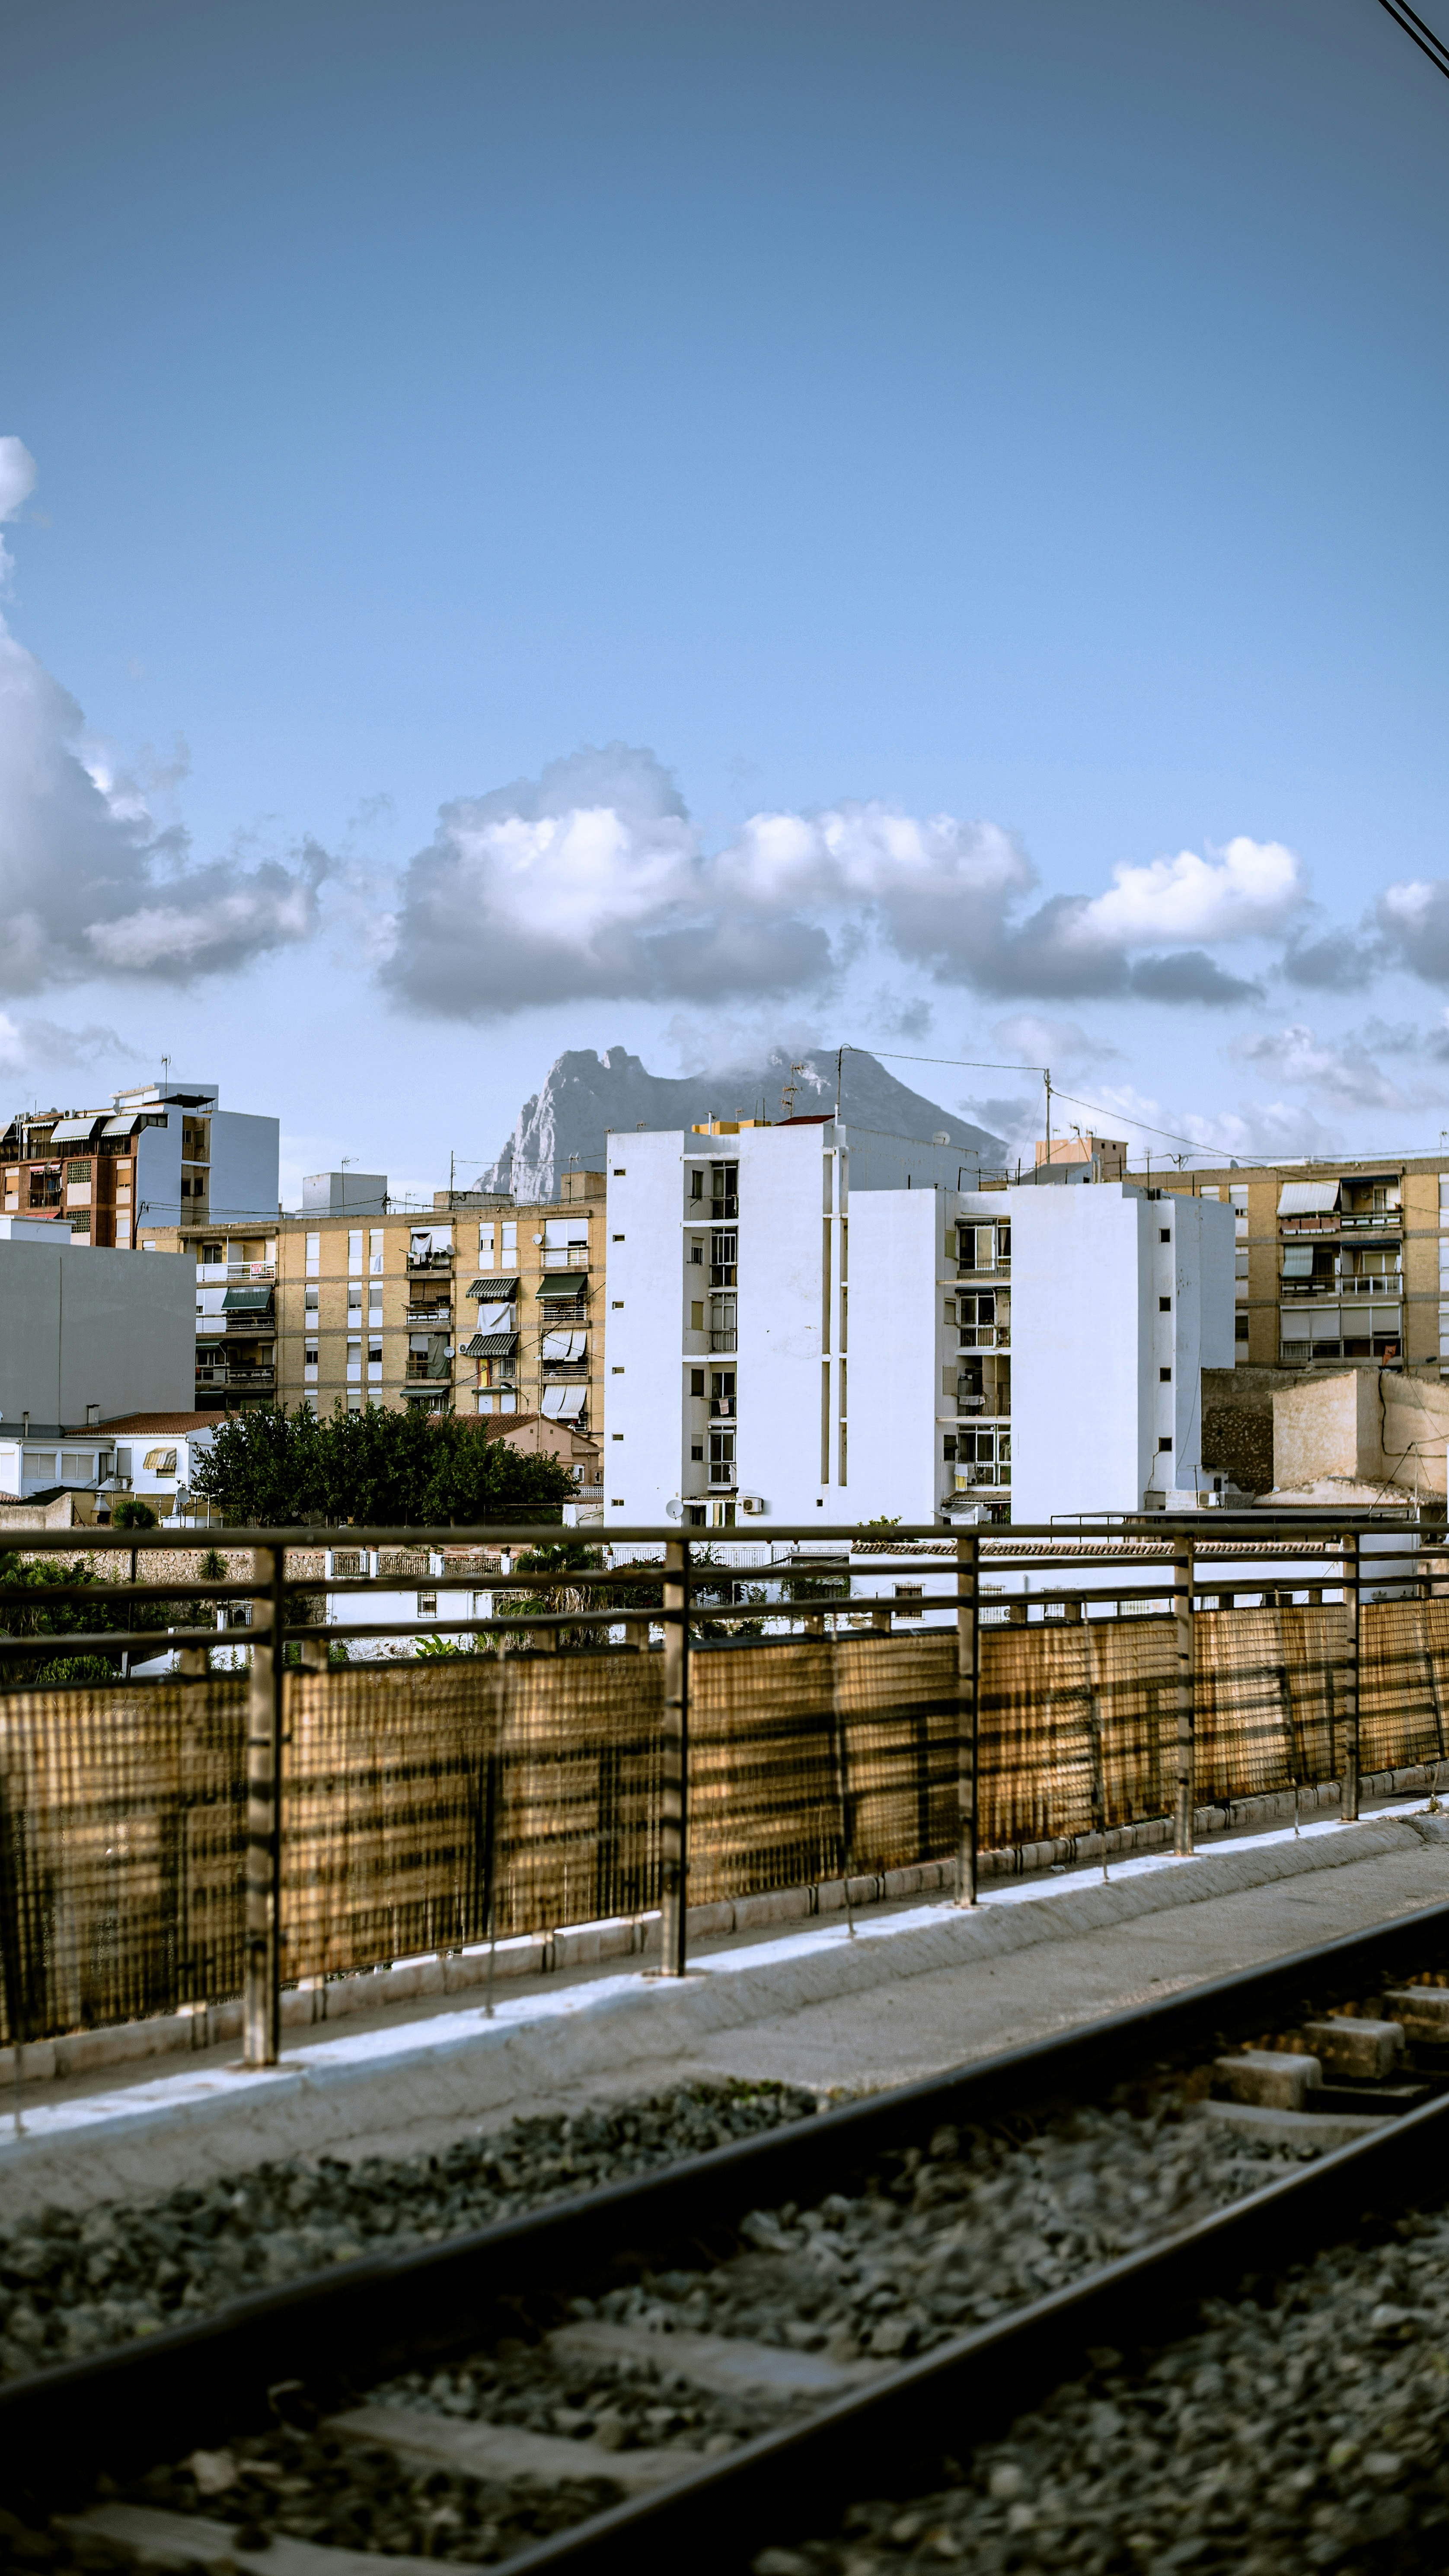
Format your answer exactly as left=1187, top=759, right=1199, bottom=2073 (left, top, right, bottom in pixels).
left=11, top=1893, right=1449, bottom=2575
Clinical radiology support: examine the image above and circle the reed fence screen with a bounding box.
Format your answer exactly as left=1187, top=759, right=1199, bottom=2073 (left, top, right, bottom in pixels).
left=2, top=1597, right=1446, bottom=2049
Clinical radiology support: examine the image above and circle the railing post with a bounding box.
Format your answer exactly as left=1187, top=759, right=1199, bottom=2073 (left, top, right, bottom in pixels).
left=956, top=1530, right=980, bottom=1906
left=1173, top=1536, right=1195, bottom=1856
left=658, top=1536, right=690, bottom=1975
left=1342, top=1530, right=1360, bottom=1822
left=243, top=1542, right=286, bottom=2067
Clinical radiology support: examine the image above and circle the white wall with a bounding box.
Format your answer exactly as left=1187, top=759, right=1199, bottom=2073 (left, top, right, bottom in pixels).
left=1009, top=1183, right=1234, bottom=1520
left=847, top=1189, right=942, bottom=1523
left=0, top=1234, right=195, bottom=1428
left=209, top=1111, right=280, bottom=1223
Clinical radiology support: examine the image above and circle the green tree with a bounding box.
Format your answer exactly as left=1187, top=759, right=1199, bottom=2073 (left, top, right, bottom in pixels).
left=111, top=1498, right=158, bottom=1530
left=191, top=1403, right=573, bottom=1529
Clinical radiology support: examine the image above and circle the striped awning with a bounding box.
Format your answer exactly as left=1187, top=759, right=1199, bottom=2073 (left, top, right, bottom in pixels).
left=467, top=1276, right=519, bottom=1299
left=462, top=1332, right=517, bottom=1358
left=536, top=1272, right=587, bottom=1299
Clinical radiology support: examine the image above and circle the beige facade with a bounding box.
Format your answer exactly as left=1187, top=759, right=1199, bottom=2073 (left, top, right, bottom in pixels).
left=1270, top=1367, right=1449, bottom=1503
left=1148, top=1155, right=1449, bottom=1380
left=151, top=1170, right=606, bottom=1433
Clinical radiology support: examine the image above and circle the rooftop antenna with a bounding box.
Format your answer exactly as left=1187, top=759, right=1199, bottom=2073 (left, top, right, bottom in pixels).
left=160, top=1054, right=171, bottom=1092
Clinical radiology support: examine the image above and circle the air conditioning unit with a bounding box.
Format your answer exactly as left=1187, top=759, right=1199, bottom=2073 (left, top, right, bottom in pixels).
left=740, top=1492, right=767, bottom=1516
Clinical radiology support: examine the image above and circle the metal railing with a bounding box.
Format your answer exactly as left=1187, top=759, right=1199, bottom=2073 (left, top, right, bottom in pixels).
left=0, top=1511, right=1437, bottom=2078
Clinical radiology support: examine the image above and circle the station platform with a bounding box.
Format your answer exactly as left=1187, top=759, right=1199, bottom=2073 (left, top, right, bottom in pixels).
left=4, top=1790, right=1448, bottom=2216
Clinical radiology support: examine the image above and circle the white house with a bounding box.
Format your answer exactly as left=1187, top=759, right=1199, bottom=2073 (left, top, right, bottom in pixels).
left=602, top=1119, right=1235, bottom=1529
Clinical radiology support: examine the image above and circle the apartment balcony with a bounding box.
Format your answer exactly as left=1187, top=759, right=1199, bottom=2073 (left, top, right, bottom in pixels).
left=541, top=1246, right=589, bottom=1269
left=406, top=1249, right=453, bottom=1274
left=405, top=1303, right=452, bottom=1326
left=541, top=1360, right=589, bottom=1381
left=196, top=1364, right=276, bottom=1389
left=405, top=1359, right=451, bottom=1384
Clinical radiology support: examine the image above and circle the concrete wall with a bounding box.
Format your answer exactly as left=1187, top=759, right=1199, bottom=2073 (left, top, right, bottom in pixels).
left=1009, top=1185, right=1235, bottom=1519
left=0, top=1235, right=195, bottom=1428
left=1272, top=1368, right=1449, bottom=1499
left=133, top=1106, right=280, bottom=1232
left=847, top=1189, right=942, bottom=1523
left=209, top=1111, right=280, bottom=1223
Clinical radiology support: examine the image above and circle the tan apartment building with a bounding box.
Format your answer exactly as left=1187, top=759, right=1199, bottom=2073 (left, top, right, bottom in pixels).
left=1146, top=1155, right=1449, bottom=1378
left=149, top=1169, right=606, bottom=1433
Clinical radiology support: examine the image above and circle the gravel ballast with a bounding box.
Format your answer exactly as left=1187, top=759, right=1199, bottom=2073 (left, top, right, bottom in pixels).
left=0, top=2079, right=816, bottom=2384
left=753, top=2209, right=1449, bottom=2576
left=572, top=2105, right=1323, bottom=2366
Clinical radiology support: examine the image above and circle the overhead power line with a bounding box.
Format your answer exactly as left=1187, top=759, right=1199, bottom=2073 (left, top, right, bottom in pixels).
left=1377, top=0, right=1449, bottom=81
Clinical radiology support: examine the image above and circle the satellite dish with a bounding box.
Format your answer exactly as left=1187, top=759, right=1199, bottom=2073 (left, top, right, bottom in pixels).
left=665, top=1498, right=683, bottom=1521
left=932, top=1131, right=950, bottom=1145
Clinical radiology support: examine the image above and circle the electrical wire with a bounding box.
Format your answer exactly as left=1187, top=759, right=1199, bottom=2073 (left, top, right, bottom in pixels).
left=1377, top=0, right=1449, bottom=81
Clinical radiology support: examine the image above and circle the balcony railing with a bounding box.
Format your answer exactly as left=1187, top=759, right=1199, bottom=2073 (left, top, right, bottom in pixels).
left=196, top=1365, right=275, bottom=1388
left=541, top=1246, right=589, bottom=1269
left=407, top=1250, right=453, bottom=1273
left=405, top=1304, right=452, bottom=1326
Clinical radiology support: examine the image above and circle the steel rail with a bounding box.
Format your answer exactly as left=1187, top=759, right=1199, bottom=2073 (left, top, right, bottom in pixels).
left=504, top=2084, right=1449, bottom=2576
left=7, top=1899, right=1449, bottom=2505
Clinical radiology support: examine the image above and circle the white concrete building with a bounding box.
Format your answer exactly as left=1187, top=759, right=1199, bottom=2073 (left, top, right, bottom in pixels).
left=602, top=1121, right=1235, bottom=1528
left=0, top=1217, right=196, bottom=1494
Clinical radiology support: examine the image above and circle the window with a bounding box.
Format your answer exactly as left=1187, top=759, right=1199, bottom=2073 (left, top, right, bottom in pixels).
left=614, top=1232, right=626, bottom=1243
left=612, top=1431, right=624, bottom=1441
left=347, top=1339, right=361, bottom=1379
left=690, top=1170, right=704, bottom=1199
left=1235, top=1314, right=1249, bottom=1342
left=1159, top=1296, right=1171, bottom=1312
left=710, top=1230, right=737, bottom=1287
left=611, top=1365, right=624, bottom=1374
left=613, top=1299, right=625, bottom=1309
left=1158, top=1435, right=1173, bottom=1451
left=305, top=1345, right=318, bottom=1373
left=689, top=1243, right=703, bottom=1264
left=369, top=1291, right=383, bottom=1319
left=368, top=1341, right=383, bottom=1367
left=370, top=1230, right=383, bottom=1275
left=709, top=1429, right=735, bottom=1483
left=894, top=1584, right=923, bottom=1617
left=202, top=1241, right=223, bottom=1265
left=305, top=1232, right=320, bottom=1278
left=305, top=1285, right=319, bottom=1312
left=348, top=1285, right=362, bottom=1314
left=348, top=1230, right=363, bottom=1272
left=710, top=1161, right=739, bottom=1218
left=66, top=1160, right=92, bottom=1184
left=417, top=1590, right=437, bottom=1616
left=710, top=1294, right=737, bottom=1352
left=479, top=1223, right=495, bottom=1265
left=1159, top=1366, right=1172, bottom=1383
left=710, top=1370, right=735, bottom=1416
left=1160, top=1228, right=1171, bottom=1243
left=502, top=1222, right=516, bottom=1255
left=691, top=1442, right=704, bottom=1461
left=690, top=1299, right=703, bottom=1329
left=690, top=1368, right=705, bottom=1396
left=614, top=1167, right=626, bottom=1176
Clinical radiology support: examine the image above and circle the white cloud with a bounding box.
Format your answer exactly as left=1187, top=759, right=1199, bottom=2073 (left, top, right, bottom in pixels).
left=0, top=435, right=328, bottom=995
left=989, top=1011, right=1120, bottom=1068
left=1076, top=837, right=1305, bottom=947
left=0, top=436, right=36, bottom=588
left=1238, top=1020, right=1422, bottom=1116
left=383, top=746, right=1304, bottom=1021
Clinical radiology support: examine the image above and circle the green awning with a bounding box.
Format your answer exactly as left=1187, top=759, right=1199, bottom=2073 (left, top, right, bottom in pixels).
left=467, top=1276, right=519, bottom=1299
left=222, top=1285, right=274, bottom=1312
left=462, top=1332, right=517, bottom=1358
left=536, top=1272, right=587, bottom=1298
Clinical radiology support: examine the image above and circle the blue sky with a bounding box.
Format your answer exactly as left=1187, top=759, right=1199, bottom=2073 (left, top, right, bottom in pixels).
left=3, top=0, right=1449, bottom=1196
